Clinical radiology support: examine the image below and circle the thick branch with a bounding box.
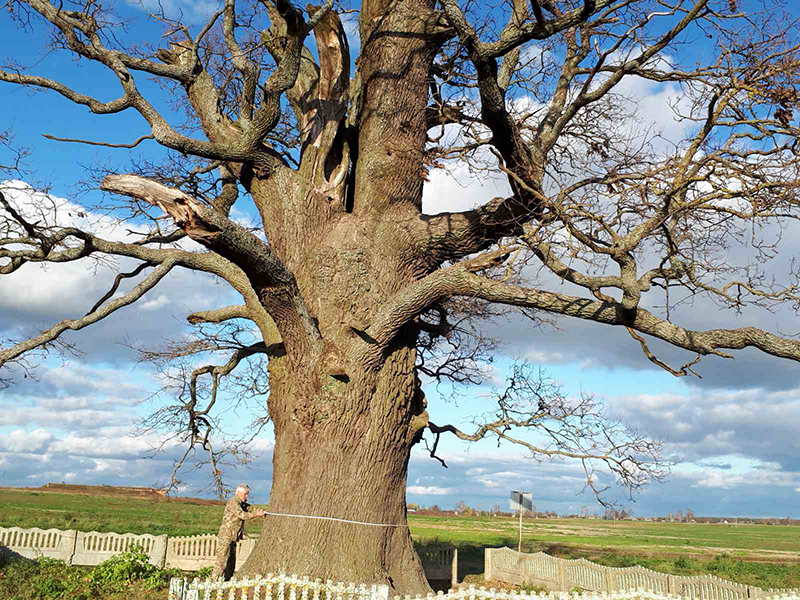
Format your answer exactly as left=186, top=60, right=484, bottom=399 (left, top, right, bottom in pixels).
left=42, top=133, right=154, bottom=149
left=101, top=174, right=322, bottom=358
left=188, top=305, right=251, bottom=325
left=0, top=70, right=132, bottom=114
left=364, top=247, right=515, bottom=353
left=458, top=274, right=800, bottom=363
left=367, top=257, right=800, bottom=368
left=101, top=174, right=290, bottom=285
left=419, top=196, right=531, bottom=266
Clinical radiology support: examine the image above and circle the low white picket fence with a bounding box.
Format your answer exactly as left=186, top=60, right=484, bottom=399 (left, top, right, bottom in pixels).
left=167, top=573, right=800, bottom=600
left=168, top=572, right=390, bottom=600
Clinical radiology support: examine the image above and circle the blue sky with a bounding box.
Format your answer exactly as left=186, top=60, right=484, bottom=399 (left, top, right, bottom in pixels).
left=2, top=1, right=800, bottom=520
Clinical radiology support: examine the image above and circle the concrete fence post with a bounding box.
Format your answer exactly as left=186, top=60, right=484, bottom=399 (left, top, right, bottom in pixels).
left=484, top=548, right=492, bottom=581
left=64, top=530, right=78, bottom=566
left=557, top=559, right=567, bottom=591
left=451, top=548, right=458, bottom=587
left=605, top=568, right=613, bottom=593
left=668, top=575, right=676, bottom=595
left=153, top=535, right=169, bottom=568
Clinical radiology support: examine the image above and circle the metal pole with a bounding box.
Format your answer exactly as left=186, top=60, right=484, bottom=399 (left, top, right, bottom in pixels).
left=518, top=507, right=523, bottom=552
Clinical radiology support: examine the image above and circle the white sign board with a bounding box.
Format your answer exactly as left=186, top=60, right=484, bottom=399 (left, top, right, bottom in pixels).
left=510, top=491, right=533, bottom=513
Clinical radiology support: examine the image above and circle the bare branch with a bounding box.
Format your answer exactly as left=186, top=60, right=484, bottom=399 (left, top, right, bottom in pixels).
left=0, top=69, right=132, bottom=114
left=42, top=133, right=154, bottom=149
left=188, top=305, right=251, bottom=325
left=427, top=361, right=668, bottom=503
left=0, top=260, right=177, bottom=369
left=626, top=327, right=703, bottom=378
left=85, top=261, right=155, bottom=315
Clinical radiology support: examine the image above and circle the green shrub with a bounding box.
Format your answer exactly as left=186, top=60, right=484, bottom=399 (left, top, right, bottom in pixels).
left=88, top=544, right=182, bottom=592
left=673, top=555, right=697, bottom=571
left=0, top=550, right=184, bottom=600
left=194, top=566, right=213, bottom=579
left=33, top=576, right=68, bottom=599
left=0, top=557, right=90, bottom=600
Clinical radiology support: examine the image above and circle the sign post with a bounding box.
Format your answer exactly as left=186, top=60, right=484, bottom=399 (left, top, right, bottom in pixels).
left=510, top=491, right=532, bottom=553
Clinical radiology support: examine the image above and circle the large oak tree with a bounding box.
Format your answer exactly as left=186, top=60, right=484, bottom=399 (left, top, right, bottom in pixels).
left=2, top=0, right=800, bottom=593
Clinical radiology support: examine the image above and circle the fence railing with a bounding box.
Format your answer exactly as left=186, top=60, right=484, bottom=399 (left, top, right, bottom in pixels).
left=0, top=526, right=455, bottom=583
left=484, top=548, right=800, bottom=600
left=168, top=573, right=800, bottom=600
left=6, top=526, right=798, bottom=600
left=169, top=572, right=390, bottom=600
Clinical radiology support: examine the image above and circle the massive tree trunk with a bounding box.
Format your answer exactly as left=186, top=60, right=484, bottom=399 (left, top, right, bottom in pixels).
left=237, top=154, right=434, bottom=589
left=236, top=190, right=433, bottom=589
left=241, top=339, right=430, bottom=592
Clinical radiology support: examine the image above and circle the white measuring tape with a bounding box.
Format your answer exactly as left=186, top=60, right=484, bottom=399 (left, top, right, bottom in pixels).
left=262, top=510, right=407, bottom=528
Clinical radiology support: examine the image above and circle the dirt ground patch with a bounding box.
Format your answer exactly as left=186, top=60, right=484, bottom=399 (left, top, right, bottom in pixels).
left=0, top=484, right=223, bottom=506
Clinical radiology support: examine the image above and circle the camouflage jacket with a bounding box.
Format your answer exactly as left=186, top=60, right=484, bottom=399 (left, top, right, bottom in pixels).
left=217, top=495, right=260, bottom=542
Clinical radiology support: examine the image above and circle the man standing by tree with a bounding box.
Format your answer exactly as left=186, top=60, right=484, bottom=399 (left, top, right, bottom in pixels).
left=213, top=483, right=266, bottom=580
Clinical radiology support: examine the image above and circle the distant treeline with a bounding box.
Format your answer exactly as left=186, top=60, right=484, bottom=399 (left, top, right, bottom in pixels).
left=408, top=503, right=800, bottom=525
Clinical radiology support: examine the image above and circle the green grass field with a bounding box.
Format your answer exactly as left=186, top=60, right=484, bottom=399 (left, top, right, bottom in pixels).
left=2, top=488, right=800, bottom=590
left=409, top=513, right=800, bottom=556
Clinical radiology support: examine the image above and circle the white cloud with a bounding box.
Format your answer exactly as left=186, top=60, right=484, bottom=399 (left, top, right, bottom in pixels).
left=466, top=467, right=489, bottom=476
left=49, top=434, right=156, bottom=458
left=407, top=485, right=453, bottom=495
left=693, top=468, right=798, bottom=490
left=526, top=350, right=568, bottom=364
left=477, top=478, right=502, bottom=489
left=0, top=429, right=54, bottom=453
left=493, top=471, right=524, bottom=478
left=608, top=387, right=800, bottom=472
left=0, top=407, right=130, bottom=428
left=138, top=294, right=170, bottom=311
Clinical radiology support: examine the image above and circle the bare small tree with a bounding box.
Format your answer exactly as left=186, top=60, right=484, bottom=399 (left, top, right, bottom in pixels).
left=2, top=0, right=800, bottom=593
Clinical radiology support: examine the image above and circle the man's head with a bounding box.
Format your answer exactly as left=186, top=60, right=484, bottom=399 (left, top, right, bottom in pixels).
left=235, top=483, right=250, bottom=502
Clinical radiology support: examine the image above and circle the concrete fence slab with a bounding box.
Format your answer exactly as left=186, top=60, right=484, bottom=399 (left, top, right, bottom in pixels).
left=608, top=564, right=670, bottom=594
left=73, top=531, right=168, bottom=567
left=484, top=547, right=798, bottom=599
left=0, top=527, right=77, bottom=564
left=164, top=534, right=256, bottom=573
left=165, top=534, right=218, bottom=571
